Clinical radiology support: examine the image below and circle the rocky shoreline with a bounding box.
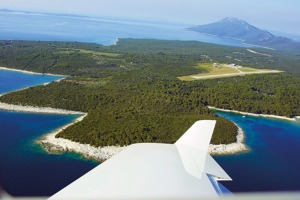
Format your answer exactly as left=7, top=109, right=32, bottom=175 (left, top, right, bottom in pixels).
left=37, top=113, right=248, bottom=161
left=0, top=102, right=85, bottom=115
left=209, top=124, right=248, bottom=155
left=0, top=66, right=63, bottom=76
left=39, top=123, right=248, bottom=161
left=0, top=101, right=249, bottom=161
left=0, top=99, right=249, bottom=162
left=208, top=106, right=298, bottom=121
left=37, top=114, right=126, bottom=161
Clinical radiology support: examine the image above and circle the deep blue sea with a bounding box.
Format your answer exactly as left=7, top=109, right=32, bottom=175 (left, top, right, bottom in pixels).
left=213, top=111, right=300, bottom=192
left=0, top=11, right=252, bottom=47
left=1, top=69, right=300, bottom=196
left=0, top=69, right=65, bottom=94
left=0, top=71, right=98, bottom=196
left=1, top=10, right=300, bottom=196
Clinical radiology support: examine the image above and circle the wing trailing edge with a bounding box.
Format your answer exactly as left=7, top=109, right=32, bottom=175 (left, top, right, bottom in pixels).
left=175, top=120, right=231, bottom=181
left=49, top=120, right=232, bottom=199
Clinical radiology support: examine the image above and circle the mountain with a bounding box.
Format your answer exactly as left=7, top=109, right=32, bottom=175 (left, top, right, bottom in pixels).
left=188, top=17, right=300, bottom=51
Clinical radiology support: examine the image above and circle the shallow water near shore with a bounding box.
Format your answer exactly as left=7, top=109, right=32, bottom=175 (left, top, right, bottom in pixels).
left=1, top=8, right=300, bottom=196
left=213, top=110, right=300, bottom=192
left=1, top=60, right=300, bottom=196
left=0, top=111, right=98, bottom=196
left=0, top=70, right=98, bottom=196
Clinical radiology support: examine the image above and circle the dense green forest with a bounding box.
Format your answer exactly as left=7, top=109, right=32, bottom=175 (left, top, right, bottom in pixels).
left=0, top=39, right=299, bottom=146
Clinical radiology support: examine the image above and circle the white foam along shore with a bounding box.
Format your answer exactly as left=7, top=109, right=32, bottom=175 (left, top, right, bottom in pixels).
left=208, top=106, right=299, bottom=121
left=0, top=102, right=248, bottom=161
left=0, top=102, right=248, bottom=160
left=0, top=66, right=65, bottom=77
left=0, top=100, right=125, bottom=161
left=209, top=124, right=248, bottom=155
left=0, top=66, right=66, bottom=97
left=38, top=113, right=247, bottom=161
left=0, top=102, right=85, bottom=115
left=0, top=65, right=249, bottom=160
left=37, top=114, right=126, bottom=161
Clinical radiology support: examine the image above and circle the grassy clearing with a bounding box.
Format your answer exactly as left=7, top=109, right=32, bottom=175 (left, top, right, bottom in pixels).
left=65, top=77, right=112, bottom=87
left=58, top=48, right=120, bottom=57
left=77, top=49, right=120, bottom=57
left=57, top=50, right=75, bottom=54
left=178, top=63, right=283, bottom=81
left=239, top=67, right=259, bottom=72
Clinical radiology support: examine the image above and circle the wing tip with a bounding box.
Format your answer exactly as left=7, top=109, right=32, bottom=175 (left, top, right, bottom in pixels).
left=175, top=120, right=216, bottom=148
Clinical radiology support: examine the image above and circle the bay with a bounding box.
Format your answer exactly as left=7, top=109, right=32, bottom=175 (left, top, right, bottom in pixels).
left=1, top=10, right=300, bottom=196
left=0, top=70, right=98, bottom=196
left=1, top=68, right=300, bottom=195
left=0, top=69, right=65, bottom=94
left=213, top=111, right=300, bottom=192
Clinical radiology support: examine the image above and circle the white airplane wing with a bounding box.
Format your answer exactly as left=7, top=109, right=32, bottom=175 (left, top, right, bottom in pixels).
left=49, top=120, right=232, bottom=199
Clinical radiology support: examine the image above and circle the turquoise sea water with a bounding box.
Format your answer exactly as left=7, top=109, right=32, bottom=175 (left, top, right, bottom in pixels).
left=1, top=68, right=300, bottom=196
left=0, top=70, right=98, bottom=196
left=213, top=111, right=300, bottom=192
left=1, top=11, right=300, bottom=196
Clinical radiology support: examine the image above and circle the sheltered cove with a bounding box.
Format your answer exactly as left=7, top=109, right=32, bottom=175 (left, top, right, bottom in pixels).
left=208, top=106, right=299, bottom=121
left=0, top=101, right=248, bottom=161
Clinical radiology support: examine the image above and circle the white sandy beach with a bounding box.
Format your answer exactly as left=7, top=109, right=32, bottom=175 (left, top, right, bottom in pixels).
left=37, top=110, right=248, bottom=161
left=38, top=115, right=248, bottom=161
left=0, top=101, right=248, bottom=161
left=113, top=38, right=119, bottom=45
left=0, top=102, right=248, bottom=161
left=0, top=66, right=66, bottom=96
left=0, top=66, right=65, bottom=77
left=0, top=101, right=125, bottom=161
left=0, top=102, right=85, bottom=115
left=208, top=106, right=298, bottom=121
left=37, top=115, right=248, bottom=161
left=209, top=125, right=248, bottom=155
left=37, top=113, right=126, bottom=161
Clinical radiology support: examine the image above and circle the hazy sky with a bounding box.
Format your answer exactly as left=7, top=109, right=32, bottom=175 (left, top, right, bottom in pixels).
left=1, top=0, right=300, bottom=34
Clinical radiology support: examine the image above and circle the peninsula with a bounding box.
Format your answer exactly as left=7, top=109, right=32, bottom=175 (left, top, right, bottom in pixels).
left=0, top=39, right=299, bottom=160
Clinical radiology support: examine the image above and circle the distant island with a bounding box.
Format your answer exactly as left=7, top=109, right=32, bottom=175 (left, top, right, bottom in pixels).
left=188, top=17, right=300, bottom=51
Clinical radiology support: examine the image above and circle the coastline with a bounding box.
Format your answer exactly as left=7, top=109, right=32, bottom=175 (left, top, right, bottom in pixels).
left=209, top=124, right=248, bottom=155
left=0, top=101, right=125, bottom=161
left=0, top=65, right=250, bottom=161
left=113, top=38, right=119, bottom=45
left=208, top=106, right=299, bottom=121
left=0, top=66, right=66, bottom=77
left=0, top=67, right=128, bottom=161
left=37, top=113, right=126, bottom=162
left=38, top=114, right=248, bottom=161
left=0, top=101, right=248, bottom=160
left=192, top=31, right=275, bottom=50
left=0, top=66, right=67, bottom=97
left=0, top=102, right=85, bottom=115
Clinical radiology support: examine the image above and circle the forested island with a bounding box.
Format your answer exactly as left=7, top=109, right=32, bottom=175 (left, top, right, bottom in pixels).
left=0, top=39, right=299, bottom=147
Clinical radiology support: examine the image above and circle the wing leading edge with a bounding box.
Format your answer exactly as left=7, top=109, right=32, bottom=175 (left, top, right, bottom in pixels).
left=50, top=120, right=232, bottom=199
